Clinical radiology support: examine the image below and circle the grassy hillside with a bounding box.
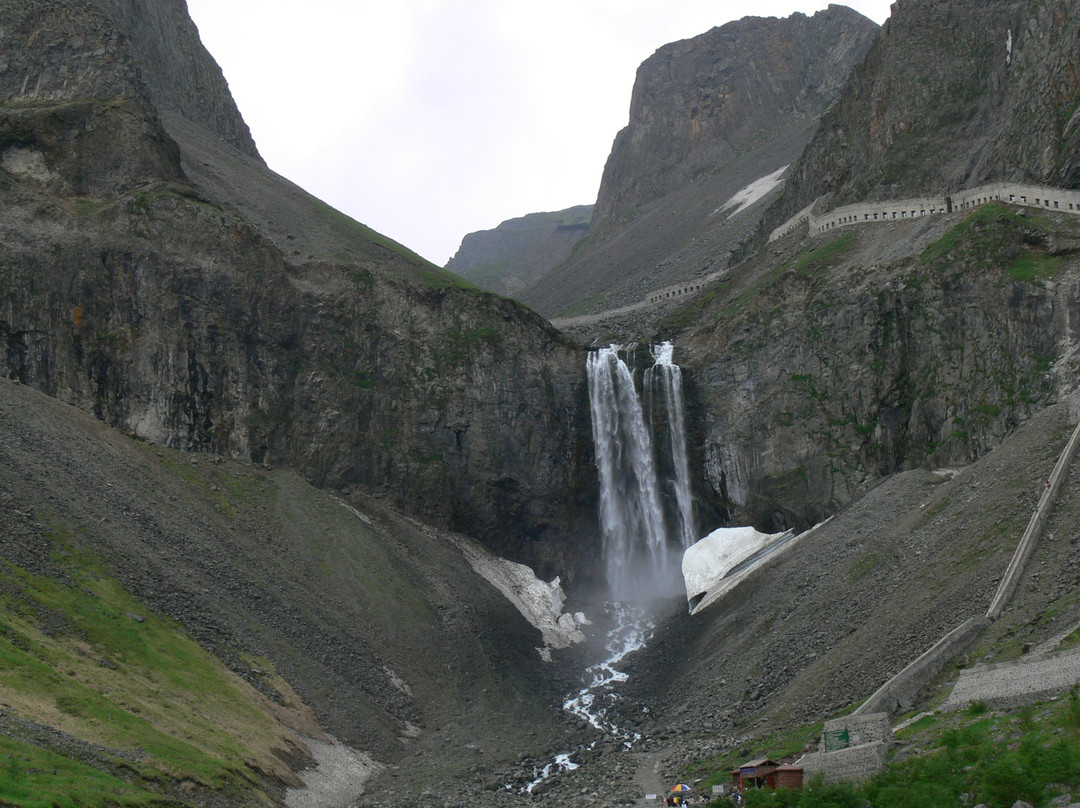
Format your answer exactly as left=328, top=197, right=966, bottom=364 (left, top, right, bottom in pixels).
left=690, top=693, right=1080, bottom=808
left=0, top=377, right=570, bottom=806
left=0, top=534, right=303, bottom=806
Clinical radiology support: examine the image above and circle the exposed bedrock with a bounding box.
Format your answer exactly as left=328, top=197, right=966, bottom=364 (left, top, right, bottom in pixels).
left=0, top=0, right=599, bottom=585
left=679, top=219, right=1080, bottom=531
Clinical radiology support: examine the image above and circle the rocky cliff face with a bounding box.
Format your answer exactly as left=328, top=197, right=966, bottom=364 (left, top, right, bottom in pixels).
left=446, top=205, right=591, bottom=297
left=593, top=6, right=879, bottom=235
left=0, top=0, right=598, bottom=584
left=674, top=202, right=1080, bottom=532
left=520, top=6, right=878, bottom=317
left=667, top=0, right=1080, bottom=531
left=83, top=0, right=262, bottom=159
left=770, top=0, right=1080, bottom=228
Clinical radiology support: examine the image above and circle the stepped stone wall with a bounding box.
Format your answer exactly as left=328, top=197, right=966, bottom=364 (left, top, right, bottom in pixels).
left=770, top=182, right=1080, bottom=242
left=798, top=742, right=888, bottom=783
left=943, top=648, right=1080, bottom=711
left=819, top=713, right=892, bottom=752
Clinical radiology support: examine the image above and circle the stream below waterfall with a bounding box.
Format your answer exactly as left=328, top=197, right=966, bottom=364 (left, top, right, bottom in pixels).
left=523, top=603, right=655, bottom=793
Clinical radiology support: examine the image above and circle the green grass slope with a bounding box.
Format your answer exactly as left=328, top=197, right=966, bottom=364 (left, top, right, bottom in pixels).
left=0, top=376, right=568, bottom=805
left=0, top=532, right=305, bottom=806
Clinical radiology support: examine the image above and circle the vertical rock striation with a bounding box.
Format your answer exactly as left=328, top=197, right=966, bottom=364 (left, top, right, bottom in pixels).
left=770, top=0, right=1080, bottom=229
left=0, top=0, right=597, bottom=583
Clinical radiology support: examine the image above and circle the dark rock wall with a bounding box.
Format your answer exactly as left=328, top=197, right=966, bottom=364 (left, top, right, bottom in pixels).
left=0, top=0, right=599, bottom=585
left=593, top=7, right=879, bottom=235
left=83, top=0, right=262, bottom=160
left=772, top=0, right=1080, bottom=227
left=679, top=216, right=1080, bottom=531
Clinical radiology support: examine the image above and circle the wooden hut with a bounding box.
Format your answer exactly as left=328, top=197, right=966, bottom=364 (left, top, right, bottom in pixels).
left=731, top=759, right=804, bottom=791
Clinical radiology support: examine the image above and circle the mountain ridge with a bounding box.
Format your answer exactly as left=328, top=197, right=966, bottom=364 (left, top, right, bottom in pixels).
left=6, top=0, right=1080, bottom=805
left=0, top=0, right=600, bottom=585
left=516, top=6, right=879, bottom=318
left=446, top=204, right=592, bottom=297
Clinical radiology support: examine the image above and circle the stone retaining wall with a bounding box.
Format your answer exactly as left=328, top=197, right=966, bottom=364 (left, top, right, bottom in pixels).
left=942, top=648, right=1080, bottom=711
left=986, top=416, right=1080, bottom=618
left=848, top=401, right=1080, bottom=718
left=854, top=616, right=991, bottom=716
left=769, top=182, right=1080, bottom=243
left=797, top=742, right=888, bottom=783
left=819, top=713, right=892, bottom=752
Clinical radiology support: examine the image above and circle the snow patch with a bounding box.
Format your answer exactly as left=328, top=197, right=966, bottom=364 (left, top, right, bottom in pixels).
left=682, top=526, right=786, bottom=603
left=286, top=736, right=384, bottom=808
left=713, top=165, right=788, bottom=218
left=686, top=520, right=828, bottom=615
left=453, top=537, right=588, bottom=658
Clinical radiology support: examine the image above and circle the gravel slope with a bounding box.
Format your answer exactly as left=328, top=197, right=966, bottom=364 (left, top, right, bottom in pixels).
left=0, top=376, right=582, bottom=803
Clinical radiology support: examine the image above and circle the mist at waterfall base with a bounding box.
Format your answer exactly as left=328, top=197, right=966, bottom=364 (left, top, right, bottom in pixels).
left=587, top=342, right=697, bottom=603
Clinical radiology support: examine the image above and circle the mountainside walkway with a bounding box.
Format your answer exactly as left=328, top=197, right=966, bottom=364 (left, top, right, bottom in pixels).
left=770, top=181, right=1080, bottom=242
left=552, top=181, right=1080, bottom=331
left=550, top=268, right=726, bottom=330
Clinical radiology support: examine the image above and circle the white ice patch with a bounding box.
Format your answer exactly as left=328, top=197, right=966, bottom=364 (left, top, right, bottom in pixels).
left=713, top=165, right=789, bottom=218
left=286, top=736, right=384, bottom=808
left=453, top=537, right=587, bottom=657
left=682, top=526, right=785, bottom=603
left=686, top=521, right=828, bottom=614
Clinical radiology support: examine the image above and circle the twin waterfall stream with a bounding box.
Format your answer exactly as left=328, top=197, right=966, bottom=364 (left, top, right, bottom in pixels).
left=588, top=341, right=696, bottom=600
left=526, top=342, right=696, bottom=792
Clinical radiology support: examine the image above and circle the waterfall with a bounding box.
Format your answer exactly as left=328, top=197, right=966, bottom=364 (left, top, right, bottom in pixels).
left=517, top=342, right=693, bottom=793
left=586, top=342, right=695, bottom=601
left=646, top=342, right=696, bottom=549
left=587, top=347, right=668, bottom=601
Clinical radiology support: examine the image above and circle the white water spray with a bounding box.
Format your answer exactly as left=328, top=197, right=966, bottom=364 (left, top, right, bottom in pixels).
left=647, top=342, right=696, bottom=549
left=522, top=342, right=694, bottom=793
left=587, top=346, right=669, bottom=600
left=587, top=342, right=696, bottom=600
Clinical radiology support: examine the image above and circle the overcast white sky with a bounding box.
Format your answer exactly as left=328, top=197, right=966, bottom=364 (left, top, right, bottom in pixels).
left=185, top=1, right=893, bottom=266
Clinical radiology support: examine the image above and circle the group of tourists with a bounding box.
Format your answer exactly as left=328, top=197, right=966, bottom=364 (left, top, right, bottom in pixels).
left=665, top=792, right=709, bottom=805
left=662, top=784, right=741, bottom=806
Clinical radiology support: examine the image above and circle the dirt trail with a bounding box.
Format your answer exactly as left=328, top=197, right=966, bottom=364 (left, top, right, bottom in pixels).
left=631, top=748, right=674, bottom=807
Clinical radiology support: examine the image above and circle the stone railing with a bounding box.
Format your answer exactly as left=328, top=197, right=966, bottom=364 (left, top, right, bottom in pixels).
left=561, top=181, right=1080, bottom=329
left=550, top=269, right=726, bottom=329
left=769, top=182, right=1080, bottom=242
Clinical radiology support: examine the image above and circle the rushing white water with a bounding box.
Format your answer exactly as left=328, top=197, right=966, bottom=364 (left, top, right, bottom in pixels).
left=521, top=603, right=654, bottom=793
left=562, top=602, right=654, bottom=738
left=587, top=347, right=669, bottom=601
left=587, top=342, right=695, bottom=600
left=524, top=753, right=579, bottom=794
left=647, top=341, right=696, bottom=550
